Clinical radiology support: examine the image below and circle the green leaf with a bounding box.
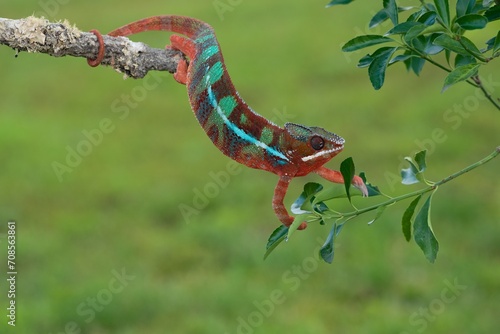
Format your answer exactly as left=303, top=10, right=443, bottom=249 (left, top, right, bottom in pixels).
left=485, top=36, right=495, bottom=52
left=358, top=54, right=374, bottom=68
left=410, top=56, right=426, bottom=75
left=427, top=33, right=446, bottom=54
left=442, top=63, right=480, bottom=92
left=326, top=0, right=354, bottom=7
left=412, top=34, right=445, bottom=55
left=454, top=54, right=477, bottom=67
left=313, top=184, right=348, bottom=203
left=433, top=34, right=469, bottom=56
left=368, top=47, right=398, bottom=89
left=418, top=11, right=438, bottom=25
left=414, top=150, right=427, bottom=172
left=386, top=22, right=421, bottom=35
left=370, top=9, right=390, bottom=28
left=401, top=167, right=419, bottom=184
left=403, top=23, right=428, bottom=44
left=368, top=205, right=387, bottom=225
left=389, top=54, right=418, bottom=65
left=401, top=151, right=429, bottom=184
left=359, top=172, right=382, bottom=197
left=291, top=182, right=323, bottom=214
left=456, top=0, right=476, bottom=17
left=401, top=156, right=421, bottom=185
left=459, top=36, right=486, bottom=60
left=484, top=5, right=500, bottom=22
left=340, top=157, right=355, bottom=202
left=320, top=223, right=344, bottom=264
left=313, top=201, right=329, bottom=215
left=402, top=195, right=422, bottom=242
left=433, top=0, right=450, bottom=27
left=494, top=31, right=500, bottom=54
left=414, top=193, right=439, bottom=263
left=287, top=214, right=308, bottom=240
left=370, top=6, right=415, bottom=28
left=384, top=0, right=399, bottom=25
left=407, top=7, right=426, bottom=22
left=342, top=35, right=394, bottom=52
left=456, top=14, right=488, bottom=30
left=445, top=49, right=452, bottom=65
left=264, top=225, right=288, bottom=260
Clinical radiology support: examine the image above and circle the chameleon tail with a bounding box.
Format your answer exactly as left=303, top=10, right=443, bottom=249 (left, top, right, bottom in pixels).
left=107, top=15, right=210, bottom=40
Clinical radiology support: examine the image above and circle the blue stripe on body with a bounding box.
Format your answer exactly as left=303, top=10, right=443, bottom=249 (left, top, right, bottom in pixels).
left=204, top=66, right=289, bottom=164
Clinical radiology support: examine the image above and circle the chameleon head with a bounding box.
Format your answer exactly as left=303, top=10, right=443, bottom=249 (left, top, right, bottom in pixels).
left=282, top=123, right=345, bottom=176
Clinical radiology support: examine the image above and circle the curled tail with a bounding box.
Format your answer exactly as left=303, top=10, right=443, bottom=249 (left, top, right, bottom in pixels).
left=108, top=15, right=211, bottom=40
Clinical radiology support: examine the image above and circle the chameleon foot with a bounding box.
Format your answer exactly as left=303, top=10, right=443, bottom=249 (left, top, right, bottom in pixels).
left=273, top=176, right=308, bottom=230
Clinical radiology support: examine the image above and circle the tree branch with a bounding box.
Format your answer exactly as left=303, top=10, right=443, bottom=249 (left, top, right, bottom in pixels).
left=0, top=16, right=184, bottom=78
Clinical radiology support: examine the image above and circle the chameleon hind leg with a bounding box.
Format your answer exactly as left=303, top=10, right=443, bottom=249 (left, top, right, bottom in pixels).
left=273, top=176, right=308, bottom=230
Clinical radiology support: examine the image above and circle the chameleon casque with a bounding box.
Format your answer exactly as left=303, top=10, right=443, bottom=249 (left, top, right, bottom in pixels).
left=88, top=15, right=368, bottom=230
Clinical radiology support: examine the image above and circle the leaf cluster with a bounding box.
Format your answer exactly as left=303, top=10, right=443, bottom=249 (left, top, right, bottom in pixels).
left=332, top=0, right=500, bottom=91
left=264, top=2, right=500, bottom=265
left=265, top=152, right=438, bottom=264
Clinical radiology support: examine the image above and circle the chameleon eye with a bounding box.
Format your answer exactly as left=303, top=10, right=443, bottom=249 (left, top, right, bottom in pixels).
left=310, top=136, right=325, bottom=150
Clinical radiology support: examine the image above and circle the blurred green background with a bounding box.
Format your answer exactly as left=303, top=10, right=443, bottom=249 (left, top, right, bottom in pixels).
left=1, top=1, right=499, bottom=333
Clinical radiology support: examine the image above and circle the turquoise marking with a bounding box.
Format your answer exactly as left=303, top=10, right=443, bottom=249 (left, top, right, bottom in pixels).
left=195, top=61, right=224, bottom=96
left=260, top=127, right=274, bottom=145
left=206, top=62, right=224, bottom=85
left=218, top=96, right=237, bottom=117
left=200, top=45, right=219, bottom=62
left=195, top=34, right=213, bottom=44
left=205, top=68, right=289, bottom=163
left=240, top=113, right=248, bottom=124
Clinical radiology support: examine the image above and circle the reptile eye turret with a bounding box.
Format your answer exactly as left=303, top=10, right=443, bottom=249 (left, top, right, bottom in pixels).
left=310, top=136, right=325, bottom=150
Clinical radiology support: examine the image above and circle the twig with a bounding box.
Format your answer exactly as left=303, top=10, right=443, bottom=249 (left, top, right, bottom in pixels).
left=338, top=146, right=500, bottom=220
left=472, top=76, right=500, bottom=111
left=0, top=16, right=184, bottom=78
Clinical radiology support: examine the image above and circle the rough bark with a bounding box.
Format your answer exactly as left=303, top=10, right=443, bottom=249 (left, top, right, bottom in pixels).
left=0, top=16, right=184, bottom=78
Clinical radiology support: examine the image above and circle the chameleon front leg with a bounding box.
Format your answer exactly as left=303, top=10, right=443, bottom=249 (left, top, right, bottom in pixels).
left=168, top=35, right=196, bottom=85
left=273, top=176, right=308, bottom=230
left=315, top=166, right=368, bottom=196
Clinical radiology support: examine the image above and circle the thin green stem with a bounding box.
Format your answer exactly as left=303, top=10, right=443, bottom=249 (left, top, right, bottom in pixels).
left=404, top=44, right=480, bottom=89
left=403, top=43, right=500, bottom=110
left=471, top=76, right=500, bottom=111
left=435, top=146, right=500, bottom=186
left=337, top=147, right=500, bottom=220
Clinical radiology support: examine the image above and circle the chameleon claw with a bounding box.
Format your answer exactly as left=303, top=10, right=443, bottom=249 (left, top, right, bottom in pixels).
left=352, top=175, right=369, bottom=197
left=87, top=29, right=105, bottom=67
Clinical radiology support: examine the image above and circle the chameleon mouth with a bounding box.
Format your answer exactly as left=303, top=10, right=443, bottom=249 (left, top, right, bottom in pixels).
left=300, top=146, right=344, bottom=162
